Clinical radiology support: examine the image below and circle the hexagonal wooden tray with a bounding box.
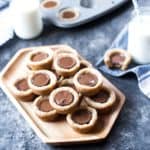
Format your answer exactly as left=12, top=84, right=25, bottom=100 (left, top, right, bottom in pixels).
left=0, top=45, right=125, bottom=145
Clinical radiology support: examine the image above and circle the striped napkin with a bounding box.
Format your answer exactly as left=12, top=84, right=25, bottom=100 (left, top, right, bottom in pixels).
left=0, top=0, right=10, bottom=10
left=96, top=25, right=150, bottom=99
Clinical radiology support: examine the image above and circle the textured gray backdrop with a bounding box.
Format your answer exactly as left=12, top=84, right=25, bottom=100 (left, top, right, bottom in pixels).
left=0, top=1, right=150, bottom=150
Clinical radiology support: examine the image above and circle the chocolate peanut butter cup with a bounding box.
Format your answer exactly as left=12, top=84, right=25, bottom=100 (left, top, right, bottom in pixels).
left=11, top=77, right=36, bottom=102
left=15, top=79, right=29, bottom=91
left=78, top=72, right=98, bottom=87
left=92, top=89, right=110, bottom=103
left=53, top=53, right=80, bottom=77
left=40, top=0, right=60, bottom=12
left=44, top=1, right=57, bottom=8
left=39, top=99, right=53, bottom=112
left=84, top=85, right=116, bottom=113
left=32, top=73, right=50, bottom=87
left=58, top=56, right=76, bottom=69
left=54, top=91, right=73, bottom=106
left=67, top=106, right=98, bottom=133
left=41, top=0, right=59, bottom=9
left=62, top=11, right=75, bottom=19
left=72, top=109, right=92, bottom=125
left=31, top=52, right=48, bottom=62
left=27, top=48, right=54, bottom=70
left=28, top=70, right=57, bottom=95
left=34, top=96, right=58, bottom=121
left=110, top=53, right=125, bottom=68
left=59, top=8, right=79, bottom=21
left=104, top=49, right=131, bottom=70
left=49, top=87, right=79, bottom=114
left=73, top=68, right=103, bottom=96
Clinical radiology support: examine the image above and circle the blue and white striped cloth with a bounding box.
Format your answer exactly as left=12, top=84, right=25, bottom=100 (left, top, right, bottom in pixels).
left=0, top=0, right=9, bottom=10
left=96, top=25, right=150, bottom=98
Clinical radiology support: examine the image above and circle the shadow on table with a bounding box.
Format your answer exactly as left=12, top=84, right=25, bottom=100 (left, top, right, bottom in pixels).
left=44, top=99, right=130, bottom=150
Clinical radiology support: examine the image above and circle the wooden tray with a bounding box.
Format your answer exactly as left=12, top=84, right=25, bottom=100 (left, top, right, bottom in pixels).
left=0, top=45, right=125, bottom=145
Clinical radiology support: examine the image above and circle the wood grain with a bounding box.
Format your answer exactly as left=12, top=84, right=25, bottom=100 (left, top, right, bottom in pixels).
left=0, top=45, right=125, bottom=145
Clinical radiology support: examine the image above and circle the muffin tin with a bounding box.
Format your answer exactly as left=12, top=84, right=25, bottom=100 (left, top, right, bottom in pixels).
left=40, top=0, right=128, bottom=28
left=0, top=45, right=125, bottom=145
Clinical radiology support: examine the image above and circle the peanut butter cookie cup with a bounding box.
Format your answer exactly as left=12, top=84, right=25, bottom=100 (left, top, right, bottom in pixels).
left=41, top=0, right=59, bottom=9
left=104, top=49, right=131, bottom=70
left=59, top=8, right=79, bottom=21
left=28, top=70, right=57, bottom=95
left=84, top=85, right=116, bottom=113
left=33, top=96, right=58, bottom=121
left=53, top=53, right=80, bottom=77
left=73, top=68, right=103, bottom=96
left=49, top=87, right=80, bottom=114
left=11, top=77, right=36, bottom=101
left=67, top=106, right=98, bottom=133
left=27, top=48, right=54, bottom=70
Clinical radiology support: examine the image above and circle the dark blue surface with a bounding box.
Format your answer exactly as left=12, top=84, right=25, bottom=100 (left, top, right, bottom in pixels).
left=0, top=1, right=150, bottom=150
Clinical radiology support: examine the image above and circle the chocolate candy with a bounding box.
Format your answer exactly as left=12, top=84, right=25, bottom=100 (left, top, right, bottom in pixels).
left=111, top=53, right=125, bottom=67
left=72, top=109, right=92, bottom=125
left=54, top=91, right=73, bottom=106
left=58, top=56, right=76, bottom=69
left=15, top=79, right=29, bottom=91
left=32, top=73, right=50, bottom=87
left=92, top=89, right=110, bottom=103
left=32, top=52, right=48, bottom=62
left=39, top=99, right=54, bottom=112
left=78, top=72, right=98, bottom=87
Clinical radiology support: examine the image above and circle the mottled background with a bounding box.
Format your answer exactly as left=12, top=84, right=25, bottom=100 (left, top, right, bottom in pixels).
left=0, top=1, right=150, bottom=150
